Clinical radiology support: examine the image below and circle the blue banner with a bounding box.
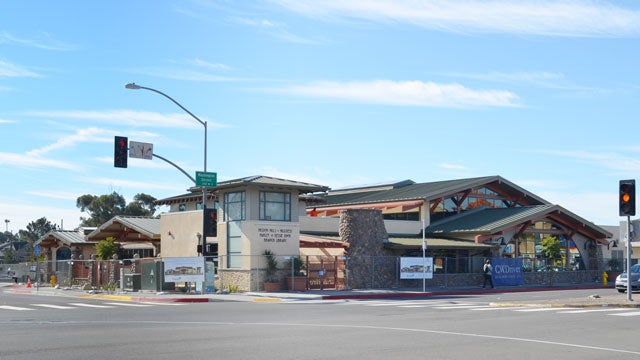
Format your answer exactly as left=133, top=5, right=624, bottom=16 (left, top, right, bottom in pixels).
left=492, top=258, right=524, bottom=286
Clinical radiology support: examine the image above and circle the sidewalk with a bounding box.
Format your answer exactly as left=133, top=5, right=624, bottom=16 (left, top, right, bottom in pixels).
left=4, top=282, right=637, bottom=307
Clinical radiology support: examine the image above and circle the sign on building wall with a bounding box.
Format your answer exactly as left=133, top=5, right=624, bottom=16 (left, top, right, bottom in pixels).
left=164, top=257, right=205, bottom=283
left=400, top=257, right=433, bottom=279
left=492, top=257, right=524, bottom=286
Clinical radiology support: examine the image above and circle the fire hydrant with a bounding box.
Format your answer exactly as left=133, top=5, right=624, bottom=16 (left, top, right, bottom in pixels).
left=603, top=271, right=608, bottom=286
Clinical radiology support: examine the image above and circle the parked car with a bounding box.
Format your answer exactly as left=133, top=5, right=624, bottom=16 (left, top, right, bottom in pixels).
left=615, top=264, right=640, bottom=293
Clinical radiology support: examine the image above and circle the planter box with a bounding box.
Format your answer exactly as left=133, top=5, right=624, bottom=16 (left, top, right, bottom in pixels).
left=286, top=276, right=308, bottom=291
left=264, top=282, right=281, bottom=292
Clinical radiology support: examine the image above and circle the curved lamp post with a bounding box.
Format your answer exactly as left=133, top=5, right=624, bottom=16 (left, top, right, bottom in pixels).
left=125, top=83, right=211, bottom=290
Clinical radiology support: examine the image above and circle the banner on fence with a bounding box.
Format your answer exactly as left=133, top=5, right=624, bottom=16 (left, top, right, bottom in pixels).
left=164, top=257, right=205, bottom=283
left=492, top=257, right=524, bottom=286
left=400, top=257, right=433, bottom=279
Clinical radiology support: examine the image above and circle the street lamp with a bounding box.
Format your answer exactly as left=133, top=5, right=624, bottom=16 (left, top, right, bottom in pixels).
left=4, top=219, right=8, bottom=233
left=125, top=83, right=210, bottom=290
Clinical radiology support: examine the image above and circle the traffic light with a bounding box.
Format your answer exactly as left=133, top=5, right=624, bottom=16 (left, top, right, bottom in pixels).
left=204, top=208, right=217, bottom=237
left=619, top=179, right=636, bottom=216
left=114, top=136, right=128, bottom=168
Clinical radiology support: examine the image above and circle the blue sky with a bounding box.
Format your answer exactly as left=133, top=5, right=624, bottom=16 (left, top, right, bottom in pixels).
left=1, top=1, right=640, bottom=233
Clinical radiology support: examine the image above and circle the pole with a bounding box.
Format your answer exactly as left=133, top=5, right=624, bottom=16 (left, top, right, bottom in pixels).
left=627, top=216, right=633, bottom=301
left=126, top=83, right=210, bottom=292
left=422, top=218, right=426, bottom=292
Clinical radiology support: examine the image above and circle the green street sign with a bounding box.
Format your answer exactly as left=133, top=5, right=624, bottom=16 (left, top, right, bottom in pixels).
left=196, top=171, right=217, bottom=187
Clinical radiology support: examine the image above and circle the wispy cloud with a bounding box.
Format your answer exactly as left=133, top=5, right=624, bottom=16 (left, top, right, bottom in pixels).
left=25, top=191, right=80, bottom=200
left=0, top=31, right=75, bottom=51
left=0, top=119, right=17, bottom=124
left=538, top=149, right=640, bottom=175
left=0, top=152, right=80, bottom=171
left=0, top=60, right=42, bottom=78
left=449, top=71, right=601, bottom=93
left=24, top=109, right=226, bottom=129
left=272, top=0, right=640, bottom=38
left=26, top=127, right=106, bottom=156
left=230, top=16, right=320, bottom=44
left=82, top=177, right=182, bottom=191
left=438, top=163, right=468, bottom=170
left=273, top=80, right=521, bottom=108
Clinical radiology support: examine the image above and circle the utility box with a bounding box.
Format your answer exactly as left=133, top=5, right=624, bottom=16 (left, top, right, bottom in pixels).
left=124, top=273, right=141, bottom=291
left=141, top=260, right=174, bottom=292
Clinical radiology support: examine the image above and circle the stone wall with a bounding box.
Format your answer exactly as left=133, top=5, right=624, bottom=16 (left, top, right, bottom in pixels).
left=339, top=209, right=394, bottom=289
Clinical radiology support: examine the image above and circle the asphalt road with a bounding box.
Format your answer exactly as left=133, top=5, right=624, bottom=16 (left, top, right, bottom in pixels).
left=1, top=289, right=639, bottom=360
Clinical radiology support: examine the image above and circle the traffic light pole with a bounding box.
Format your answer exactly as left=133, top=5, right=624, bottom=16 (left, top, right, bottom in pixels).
left=627, top=216, right=633, bottom=301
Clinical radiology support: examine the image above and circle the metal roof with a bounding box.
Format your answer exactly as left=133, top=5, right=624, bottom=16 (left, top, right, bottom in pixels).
left=426, top=205, right=612, bottom=240
left=36, top=229, right=95, bottom=246
left=317, top=176, right=549, bottom=208
left=212, top=175, right=330, bottom=194
left=385, top=237, right=496, bottom=250
left=86, top=216, right=160, bottom=241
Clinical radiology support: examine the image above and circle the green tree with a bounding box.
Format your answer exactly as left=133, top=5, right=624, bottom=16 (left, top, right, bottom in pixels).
left=76, top=192, right=157, bottom=227
left=95, top=237, right=119, bottom=260
left=18, top=217, right=58, bottom=243
left=540, top=236, right=562, bottom=260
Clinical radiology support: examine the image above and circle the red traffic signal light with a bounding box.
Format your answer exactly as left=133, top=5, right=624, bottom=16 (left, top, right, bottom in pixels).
left=619, top=179, right=636, bottom=216
left=114, top=136, right=128, bottom=168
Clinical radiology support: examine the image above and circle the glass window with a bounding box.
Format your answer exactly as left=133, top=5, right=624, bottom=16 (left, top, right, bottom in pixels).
left=178, top=204, right=186, bottom=212
left=224, top=191, right=245, bottom=222
left=259, top=191, right=291, bottom=221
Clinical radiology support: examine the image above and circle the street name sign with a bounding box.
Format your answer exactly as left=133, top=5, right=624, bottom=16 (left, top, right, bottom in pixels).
left=196, top=171, right=217, bottom=187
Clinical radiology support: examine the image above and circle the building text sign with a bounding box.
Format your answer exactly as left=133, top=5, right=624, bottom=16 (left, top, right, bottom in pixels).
left=258, top=226, right=294, bottom=243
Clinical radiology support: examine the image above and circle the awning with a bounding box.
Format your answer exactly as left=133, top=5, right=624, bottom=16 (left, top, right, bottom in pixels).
left=119, top=242, right=155, bottom=250
left=311, top=200, right=424, bottom=216
left=385, top=237, right=496, bottom=250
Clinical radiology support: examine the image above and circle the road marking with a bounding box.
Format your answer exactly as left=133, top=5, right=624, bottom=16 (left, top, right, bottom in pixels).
left=609, top=311, right=640, bottom=317
left=103, top=302, right=153, bottom=307
left=140, top=302, right=186, bottom=306
left=0, top=305, right=33, bottom=311
left=434, top=305, right=492, bottom=310
left=470, top=307, right=516, bottom=311
left=514, top=307, right=572, bottom=312
left=557, top=308, right=634, bottom=314
left=69, top=303, right=115, bottom=308
left=32, top=304, right=76, bottom=309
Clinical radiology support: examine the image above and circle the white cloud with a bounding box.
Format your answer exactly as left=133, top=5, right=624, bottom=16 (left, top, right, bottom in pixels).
left=275, top=80, right=520, bottom=108
left=0, top=152, right=80, bottom=170
left=25, top=109, right=215, bottom=129
left=25, top=191, right=80, bottom=200
left=26, top=127, right=106, bottom=157
left=82, top=177, right=185, bottom=191
left=0, top=201, right=83, bottom=232
left=0, top=60, right=42, bottom=78
left=540, top=191, right=618, bottom=226
left=438, top=163, right=468, bottom=170
left=0, top=31, right=75, bottom=51
left=272, top=0, right=640, bottom=37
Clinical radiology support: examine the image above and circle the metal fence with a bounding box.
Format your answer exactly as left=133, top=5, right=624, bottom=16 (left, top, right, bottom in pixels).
left=1, top=254, right=626, bottom=292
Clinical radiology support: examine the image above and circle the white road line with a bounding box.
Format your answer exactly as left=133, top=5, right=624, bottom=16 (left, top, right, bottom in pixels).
left=140, top=302, right=185, bottom=306
left=514, top=307, right=572, bottom=312
left=31, top=304, right=76, bottom=310
left=434, top=305, right=492, bottom=310
left=609, top=311, right=640, bottom=317
left=0, top=305, right=33, bottom=311
left=557, top=308, right=634, bottom=314
left=471, top=307, right=517, bottom=311
left=103, top=302, right=153, bottom=307
left=69, top=303, right=115, bottom=308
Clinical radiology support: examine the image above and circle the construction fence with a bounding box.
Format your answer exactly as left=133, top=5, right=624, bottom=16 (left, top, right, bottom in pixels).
left=0, top=254, right=626, bottom=292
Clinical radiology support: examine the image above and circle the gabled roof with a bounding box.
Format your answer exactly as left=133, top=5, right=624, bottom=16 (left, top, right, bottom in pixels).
left=86, top=216, right=160, bottom=242
left=426, top=205, right=612, bottom=241
left=317, top=176, right=549, bottom=208
left=36, top=229, right=96, bottom=247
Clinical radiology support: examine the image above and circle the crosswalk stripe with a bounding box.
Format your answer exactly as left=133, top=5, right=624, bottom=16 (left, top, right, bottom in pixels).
left=0, top=305, right=33, bottom=311
left=434, top=305, right=491, bottom=310
left=32, top=304, right=76, bottom=309
left=557, top=308, right=634, bottom=314
left=514, top=307, right=572, bottom=312
left=103, top=302, right=152, bottom=307
left=471, top=307, right=517, bottom=311
left=69, top=303, right=115, bottom=308
left=609, top=311, right=640, bottom=317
